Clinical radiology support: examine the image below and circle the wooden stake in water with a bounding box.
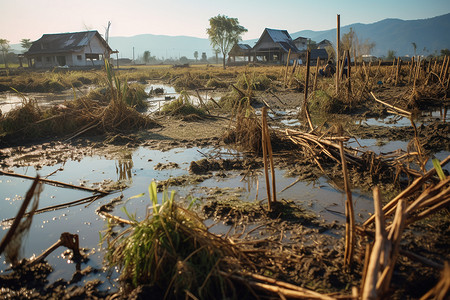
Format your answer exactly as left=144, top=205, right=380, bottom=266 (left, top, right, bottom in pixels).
left=303, top=50, right=314, bottom=131
left=336, top=14, right=340, bottom=95
left=261, top=107, right=272, bottom=210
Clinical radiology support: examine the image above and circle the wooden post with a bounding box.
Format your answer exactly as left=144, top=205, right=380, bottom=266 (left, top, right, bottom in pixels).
left=284, top=49, right=292, bottom=87
left=261, top=107, right=271, bottom=210
left=443, top=56, right=449, bottom=82
left=395, top=57, right=402, bottom=86
left=339, top=126, right=355, bottom=269
left=346, top=50, right=352, bottom=102
left=336, top=14, right=340, bottom=94
left=313, top=57, right=320, bottom=93
left=439, top=56, right=447, bottom=79
left=353, top=48, right=357, bottom=73
left=303, top=50, right=314, bottom=131
left=408, top=56, right=415, bottom=84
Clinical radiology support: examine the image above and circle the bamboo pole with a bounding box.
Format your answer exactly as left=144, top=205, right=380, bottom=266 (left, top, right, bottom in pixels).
left=336, top=14, right=340, bottom=95
left=362, top=155, right=450, bottom=228
left=408, top=56, right=415, bottom=84
left=370, top=92, right=411, bottom=116
left=265, top=116, right=277, bottom=204
left=313, top=57, right=320, bottom=93
left=439, top=55, right=447, bottom=79
left=346, top=50, right=352, bottom=103
left=362, top=186, right=386, bottom=300
left=395, top=57, right=402, bottom=86
left=443, top=55, right=450, bottom=82
left=303, top=50, right=314, bottom=131
left=284, top=49, right=291, bottom=87
left=261, top=107, right=272, bottom=210
left=339, top=125, right=355, bottom=268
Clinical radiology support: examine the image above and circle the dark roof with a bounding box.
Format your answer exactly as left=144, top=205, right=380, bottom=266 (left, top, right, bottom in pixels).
left=25, top=31, right=112, bottom=55
left=229, top=43, right=252, bottom=56
left=310, top=49, right=328, bottom=60
left=254, top=28, right=300, bottom=53
left=317, top=39, right=333, bottom=48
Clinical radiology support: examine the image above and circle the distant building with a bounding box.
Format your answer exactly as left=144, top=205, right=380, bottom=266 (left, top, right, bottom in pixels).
left=293, top=36, right=308, bottom=51
left=317, top=39, right=333, bottom=49
left=228, top=28, right=301, bottom=65
left=310, top=49, right=329, bottom=65
left=25, top=30, right=112, bottom=68
left=252, top=28, right=301, bottom=64
left=228, top=43, right=252, bottom=63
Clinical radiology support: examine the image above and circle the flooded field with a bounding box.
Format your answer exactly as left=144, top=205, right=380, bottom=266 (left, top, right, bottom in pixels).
left=0, top=64, right=449, bottom=299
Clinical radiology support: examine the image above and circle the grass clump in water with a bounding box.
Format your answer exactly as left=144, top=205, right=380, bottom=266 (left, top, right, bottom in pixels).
left=102, top=182, right=243, bottom=299
left=161, top=90, right=205, bottom=118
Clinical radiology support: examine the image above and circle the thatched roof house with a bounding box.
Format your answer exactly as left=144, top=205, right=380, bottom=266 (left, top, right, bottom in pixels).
left=25, top=30, right=112, bottom=68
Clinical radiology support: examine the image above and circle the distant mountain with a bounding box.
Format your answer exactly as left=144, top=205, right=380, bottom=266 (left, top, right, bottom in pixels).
left=108, top=34, right=214, bottom=60
left=289, top=13, right=450, bottom=57
left=9, top=13, right=450, bottom=59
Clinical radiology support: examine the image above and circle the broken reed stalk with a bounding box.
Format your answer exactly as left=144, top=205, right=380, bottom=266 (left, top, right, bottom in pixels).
left=263, top=106, right=276, bottom=204
left=195, top=89, right=211, bottom=114
left=261, top=107, right=272, bottom=210
left=0, top=176, right=40, bottom=256
left=27, top=232, right=81, bottom=267
left=419, top=262, right=450, bottom=300
left=0, top=170, right=108, bottom=195
left=377, top=200, right=406, bottom=295
left=408, top=57, right=415, bottom=84
left=362, top=186, right=386, bottom=300
left=284, top=49, right=291, bottom=87
left=395, top=57, right=402, bottom=86
left=362, top=155, right=450, bottom=228
left=339, top=126, right=355, bottom=268
left=439, top=56, right=447, bottom=79
left=370, top=92, right=411, bottom=116
left=346, top=50, right=352, bottom=103
left=303, top=50, right=314, bottom=131
left=336, top=14, right=340, bottom=95
left=313, top=57, right=320, bottom=93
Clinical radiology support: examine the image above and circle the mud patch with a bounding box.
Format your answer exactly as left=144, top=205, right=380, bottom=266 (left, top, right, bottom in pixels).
left=189, top=158, right=262, bottom=174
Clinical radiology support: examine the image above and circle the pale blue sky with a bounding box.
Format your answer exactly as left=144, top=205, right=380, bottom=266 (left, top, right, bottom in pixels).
left=1, top=0, right=449, bottom=44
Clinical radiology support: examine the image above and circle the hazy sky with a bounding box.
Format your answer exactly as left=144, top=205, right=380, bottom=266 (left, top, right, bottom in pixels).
left=1, top=0, right=449, bottom=44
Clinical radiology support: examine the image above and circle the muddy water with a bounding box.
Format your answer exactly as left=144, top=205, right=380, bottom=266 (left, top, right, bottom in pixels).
left=0, top=87, right=94, bottom=114
left=2, top=140, right=447, bottom=289
left=144, top=83, right=223, bottom=113
left=0, top=144, right=378, bottom=288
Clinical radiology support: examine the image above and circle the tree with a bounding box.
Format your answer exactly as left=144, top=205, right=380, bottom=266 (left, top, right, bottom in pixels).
left=387, top=50, right=396, bottom=60
left=179, top=56, right=189, bottom=64
left=20, top=39, right=32, bottom=52
left=341, top=28, right=375, bottom=59
left=194, top=51, right=198, bottom=61
left=201, top=52, right=207, bottom=62
left=0, top=39, right=10, bottom=68
left=206, top=15, right=247, bottom=69
left=441, top=49, right=450, bottom=57
left=143, top=51, right=151, bottom=64
left=411, top=42, right=417, bottom=58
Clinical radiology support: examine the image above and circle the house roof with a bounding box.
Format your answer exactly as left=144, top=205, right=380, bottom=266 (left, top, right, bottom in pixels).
left=254, top=28, right=300, bottom=53
left=236, top=44, right=252, bottom=50
left=310, top=48, right=328, bottom=60
left=25, top=31, right=112, bottom=56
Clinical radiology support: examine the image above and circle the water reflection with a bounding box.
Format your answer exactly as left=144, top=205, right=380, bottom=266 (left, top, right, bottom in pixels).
left=115, top=152, right=133, bottom=182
